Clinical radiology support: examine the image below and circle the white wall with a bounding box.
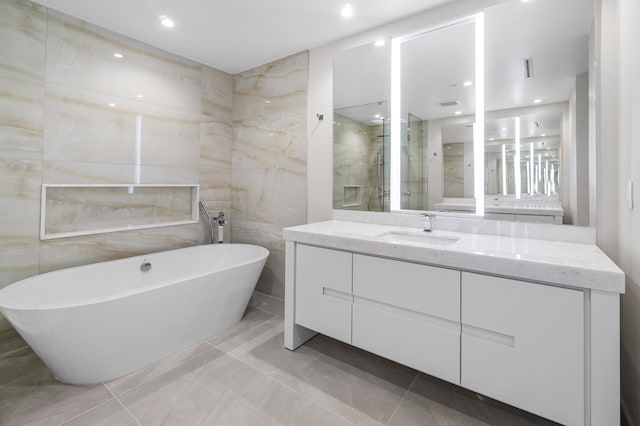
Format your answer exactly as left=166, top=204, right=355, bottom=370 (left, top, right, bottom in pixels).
left=306, top=0, right=506, bottom=223
left=596, top=0, right=640, bottom=424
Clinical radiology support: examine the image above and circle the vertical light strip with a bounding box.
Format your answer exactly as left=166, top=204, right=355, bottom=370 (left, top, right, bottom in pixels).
left=545, top=160, right=550, bottom=195
left=390, top=37, right=402, bottom=211
left=129, top=115, right=143, bottom=194
left=529, top=143, right=534, bottom=194
left=501, top=144, right=507, bottom=195
left=473, top=12, right=485, bottom=215
left=514, top=116, right=521, bottom=199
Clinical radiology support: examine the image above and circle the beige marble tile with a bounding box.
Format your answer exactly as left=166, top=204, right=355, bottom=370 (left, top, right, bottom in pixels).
left=0, top=0, right=46, bottom=84
left=200, top=120, right=232, bottom=169
left=105, top=341, right=215, bottom=397
left=232, top=51, right=308, bottom=172
left=43, top=82, right=201, bottom=167
left=43, top=185, right=194, bottom=235
left=39, top=223, right=202, bottom=273
left=61, top=398, right=139, bottom=426
left=0, top=159, right=42, bottom=240
left=42, top=160, right=199, bottom=185
left=199, top=167, right=231, bottom=211
left=201, top=66, right=233, bottom=122
left=0, top=348, right=112, bottom=426
left=0, top=240, right=40, bottom=288
left=0, top=75, right=44, bottom=160
left=46, top=10, right=201, bottom=114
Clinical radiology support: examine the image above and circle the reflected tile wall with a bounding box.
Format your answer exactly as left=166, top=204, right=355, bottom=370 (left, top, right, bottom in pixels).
left=232, top=52, right=308, bottom=298
left=0, top=0, right=233, bottom=330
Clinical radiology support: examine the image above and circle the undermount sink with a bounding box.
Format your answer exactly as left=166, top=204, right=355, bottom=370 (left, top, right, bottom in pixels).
left=375, top=230, right=460, bottom=246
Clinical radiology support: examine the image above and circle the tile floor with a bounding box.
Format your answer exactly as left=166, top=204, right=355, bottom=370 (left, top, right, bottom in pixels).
left=0, top=292, right=558, bottom=425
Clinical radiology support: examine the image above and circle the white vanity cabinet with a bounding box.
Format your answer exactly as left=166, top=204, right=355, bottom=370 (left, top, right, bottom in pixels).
left=294, top=244, right=352, bottom=344
left=284, top=224, right=623, bottom=426
left=461, top=272, right=585, bottom=426
left=352, top=254, right=461, bottom=384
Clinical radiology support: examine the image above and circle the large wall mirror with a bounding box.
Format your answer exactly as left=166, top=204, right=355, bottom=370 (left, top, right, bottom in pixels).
left=333, top=0, right=593, bottom=225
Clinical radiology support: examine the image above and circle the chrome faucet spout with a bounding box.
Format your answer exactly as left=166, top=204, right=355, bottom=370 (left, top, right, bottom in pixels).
left=419, top=212, right=436, bottom=232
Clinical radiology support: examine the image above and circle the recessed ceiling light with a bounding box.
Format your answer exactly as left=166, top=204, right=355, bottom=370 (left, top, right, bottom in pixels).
left=113, top=52, right=124, bottom=59
left=374, top=39, right=385, bottom=47
left=454, top=111, right=462, bottom=115
left=108, top=102, right=116, bottom=107
left=159, top=15, right=175, bottom=28
left=533, top=98, right=542, bottom=103
left=341, top=4, right=354, bottom=18
left=463, top=81, right=472, bottom=86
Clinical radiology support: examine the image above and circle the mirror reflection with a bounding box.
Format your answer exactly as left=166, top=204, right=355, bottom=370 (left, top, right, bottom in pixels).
left=332, top=0, right=593, bottom=225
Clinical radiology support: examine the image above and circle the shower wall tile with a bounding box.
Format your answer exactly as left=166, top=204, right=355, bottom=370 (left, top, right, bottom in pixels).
left=0, top=75, right=45, bottom=160
left=43, top=83, right=201, bottom=167
left=0, top=242, right=40, bottom=289
left=0, top=0, right=46, bottom=84
left=199, top=167, right=231, bottom=212
left=46, top=11, right=202, bottom=114
left=201, top=67, right=233, bottom=122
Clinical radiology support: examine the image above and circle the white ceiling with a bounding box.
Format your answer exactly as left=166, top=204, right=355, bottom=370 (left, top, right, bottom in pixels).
left=31, top=0, right=454, bottom=74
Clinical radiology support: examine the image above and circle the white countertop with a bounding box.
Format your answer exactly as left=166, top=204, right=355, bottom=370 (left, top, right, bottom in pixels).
left=283, top=220, right=625, bottom=294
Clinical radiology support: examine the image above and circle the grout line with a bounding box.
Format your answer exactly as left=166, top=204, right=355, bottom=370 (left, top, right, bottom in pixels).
left=106, top=384, right=142, bottom=426
left=0, top=343, right=30, bottom=359
left=57, top=392, right=115, bottom=426
left=385, top=373, right=418, bottom=426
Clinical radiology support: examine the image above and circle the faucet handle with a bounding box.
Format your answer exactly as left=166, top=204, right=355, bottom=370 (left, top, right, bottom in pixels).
left=419, top=212, right=436, bottom=218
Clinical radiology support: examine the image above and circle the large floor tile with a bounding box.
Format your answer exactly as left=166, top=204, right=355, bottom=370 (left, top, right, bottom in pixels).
left=0, top=348, right=112, bottom=426
left=105, top=341, right=215, bottom=397
left=238, top=332, right=417, bottom=425
left=387, top=373, right=558, bottom=426
left=0, top=328, right=27, bottom=356
left=61, top=398, right=139, bottom=426
left=206, top=306, right=275, bottom=347
left=249, top=291, right=284, bottom=316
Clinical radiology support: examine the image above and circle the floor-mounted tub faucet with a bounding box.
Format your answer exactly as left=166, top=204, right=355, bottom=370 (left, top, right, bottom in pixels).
left=420, top=212, right=436, bottom=232
left=199, top=201, right=227, bottom=244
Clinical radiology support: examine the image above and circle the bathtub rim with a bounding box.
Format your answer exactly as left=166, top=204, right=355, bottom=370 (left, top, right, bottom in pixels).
left=0, top=243, right=269, bottom=312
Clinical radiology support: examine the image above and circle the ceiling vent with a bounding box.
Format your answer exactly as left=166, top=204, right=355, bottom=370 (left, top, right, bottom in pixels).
left=522, top=58, right=534, bottom=79
left=439, top=99, right=460, bottom=107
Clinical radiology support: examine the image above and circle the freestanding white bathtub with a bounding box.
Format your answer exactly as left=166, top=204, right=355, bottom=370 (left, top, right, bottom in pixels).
left=0, top=243, right=268, bottom=385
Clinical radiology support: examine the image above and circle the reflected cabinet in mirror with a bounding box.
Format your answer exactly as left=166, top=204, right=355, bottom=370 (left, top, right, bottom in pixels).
left=332, top=0, right=593, bottom=225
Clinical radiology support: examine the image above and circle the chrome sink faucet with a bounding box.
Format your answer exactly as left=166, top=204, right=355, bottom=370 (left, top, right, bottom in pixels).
left=420, top=212, right=436, bottom=232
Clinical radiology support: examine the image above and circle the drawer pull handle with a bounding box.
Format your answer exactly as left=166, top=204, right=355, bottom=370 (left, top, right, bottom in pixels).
left=322, top=287, right=353, bottom=302
left=462, top=324, right=515, bottom=347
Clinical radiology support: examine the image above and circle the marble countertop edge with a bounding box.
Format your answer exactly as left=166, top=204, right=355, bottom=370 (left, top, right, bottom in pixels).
left=283, top=221, right=625, bottom=294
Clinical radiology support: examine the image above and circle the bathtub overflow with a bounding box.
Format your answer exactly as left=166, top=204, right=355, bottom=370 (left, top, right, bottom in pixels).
left=140, top=261, right=152, bottom=272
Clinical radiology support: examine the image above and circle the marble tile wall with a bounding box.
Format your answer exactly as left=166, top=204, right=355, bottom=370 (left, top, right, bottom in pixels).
left=0, top=0, right=233, bottom=328
left=232, top=52, right=308, bottom=298
left=333, top=114, right=384, bottom=211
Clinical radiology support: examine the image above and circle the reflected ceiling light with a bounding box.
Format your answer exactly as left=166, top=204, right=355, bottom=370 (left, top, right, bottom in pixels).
left=159, top=15, right=175, bottom=28
left=463, top=81, right=473, bottom=86
left=489, top=138, right=495, bottom=141
left=374, top=114, right=381, bottom=118
left=113, top=52, right=124, bottom=59
left=374, top=39, right=385, bottom=47
left=533, top=98, right=542, bottom=103
left=541, top=133, right=546, bottom=136
left=341, top=4, right=354, bottom=18
left=455, top=111, right=462, bottom=115
left=108, top=102, right=116, bottom=107
left=136, top=94, right=144, bottom=99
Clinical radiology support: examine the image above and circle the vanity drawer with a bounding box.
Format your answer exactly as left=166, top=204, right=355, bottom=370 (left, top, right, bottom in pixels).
left=295, top=244, right=352, bottom=344
left=352, top=301, right=460, bottom=384
left=353, top=254, right=460, bottom=321
left=461, top=272, right=584, bottom=426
